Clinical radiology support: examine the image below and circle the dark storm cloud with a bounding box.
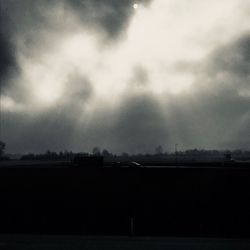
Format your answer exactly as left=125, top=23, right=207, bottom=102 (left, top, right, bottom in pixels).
left=66, top=0, right=138, bottom=37
left=1, top=0, right=152, bottom=38
left=205, top=36, right=250, bottom=148
left=0, top=0, right=152, bottom=85
left=3, top=94, right=166, bottom=154
left=3, top=110, right=78, bottom=153
left=0, top=3, right=17, bottom=86
left=2, top=0, right=250, bottom=154
left=0, top=0, right=50, bottom=85
left=2, top=73, right=94, bottom=154
left=205, top=35, right=250, bottom=80
left=97, top=94, right=168, bottom=153
left=4, top=32, right=250, bottom=153
left=164, top=90, right=250, bottom=149
left=0, top=32, right=16, bottom=86
left=164, top=34, right=250, bottom=150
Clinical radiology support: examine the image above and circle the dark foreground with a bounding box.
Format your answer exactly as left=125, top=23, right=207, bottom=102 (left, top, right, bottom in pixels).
left=0, top=235, right=250, bottom=250
left=0, top=163, right=250, bottom=238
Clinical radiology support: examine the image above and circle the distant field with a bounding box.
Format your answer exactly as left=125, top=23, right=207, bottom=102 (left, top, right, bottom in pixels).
left=1, top=159, right=250, bottom=168
left=0, top=166, right=250, bottom=237
left=0, top=160, right=71, bottom=167
left=0, top=235, right=250, bottom=250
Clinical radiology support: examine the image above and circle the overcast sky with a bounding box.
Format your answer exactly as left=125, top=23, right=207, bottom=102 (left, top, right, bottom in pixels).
left=1, top=0, right=250, bottom=154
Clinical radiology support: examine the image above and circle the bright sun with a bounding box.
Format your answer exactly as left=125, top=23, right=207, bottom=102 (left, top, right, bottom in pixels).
left=133, top=3, right=139, bottom=9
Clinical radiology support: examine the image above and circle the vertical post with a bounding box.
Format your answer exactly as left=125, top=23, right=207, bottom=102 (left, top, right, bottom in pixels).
left=130, top=216, right=134, bottom=236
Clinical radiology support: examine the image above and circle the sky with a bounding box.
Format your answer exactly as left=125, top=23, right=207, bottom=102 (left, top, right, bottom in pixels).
left=1, top=0, right=250, bottom=154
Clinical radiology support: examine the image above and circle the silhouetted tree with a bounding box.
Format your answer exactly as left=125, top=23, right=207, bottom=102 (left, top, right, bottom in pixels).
left=102, top=149, right=111, bottom=157
left=155, top=145, right=163, bottom=155
left=92, top=147, right=101, bottom=156
left=0, top=141, right=6, bottom=157
left=122, top=152, right=129, bottom=157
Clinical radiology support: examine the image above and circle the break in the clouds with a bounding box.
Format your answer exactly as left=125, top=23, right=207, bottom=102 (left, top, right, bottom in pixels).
left=1, top=0, right=250, bottom=153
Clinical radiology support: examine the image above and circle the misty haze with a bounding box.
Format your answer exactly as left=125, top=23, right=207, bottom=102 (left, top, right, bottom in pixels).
left=1, top=0, right=250, bottom=155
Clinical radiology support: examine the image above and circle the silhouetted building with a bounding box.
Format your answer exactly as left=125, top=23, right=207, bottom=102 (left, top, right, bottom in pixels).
left=73, top=156, right=103, bottom=167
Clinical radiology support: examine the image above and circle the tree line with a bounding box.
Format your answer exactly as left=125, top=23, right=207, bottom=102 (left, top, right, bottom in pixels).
left=1, top=141, right=250, bottom=161
left=20, top=146, right=250, bottom=161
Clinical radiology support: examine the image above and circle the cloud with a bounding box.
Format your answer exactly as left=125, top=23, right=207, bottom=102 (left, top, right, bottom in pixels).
left=162, top=35, right=250, bottom=150
left=0, top=33, right=16, bottom=86
left=66, top=0, right=152, bottom=37
left=101, top=93, right=168, bottom=153
left=2, top=0, right=250, bottom=153
left=0, top=0, right=152, bottom=88
left=0, top=5, right=17, bottom=86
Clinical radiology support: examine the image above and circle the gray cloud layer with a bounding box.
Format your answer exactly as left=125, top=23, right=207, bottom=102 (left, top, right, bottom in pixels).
left=1, top=0, right=250, bottom=153
left=0, top=0, right=149, bottom=81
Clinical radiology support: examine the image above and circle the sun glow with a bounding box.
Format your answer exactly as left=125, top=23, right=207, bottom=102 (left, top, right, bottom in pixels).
left=32, top=80, right=63, bottom=106
left=18, top=53, right=67, bottom=108
left=133, top=3, right=139, bottom=9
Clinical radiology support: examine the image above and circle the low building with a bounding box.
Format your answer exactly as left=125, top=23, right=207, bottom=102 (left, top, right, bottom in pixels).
left=73, top=156, right=104, bottom=167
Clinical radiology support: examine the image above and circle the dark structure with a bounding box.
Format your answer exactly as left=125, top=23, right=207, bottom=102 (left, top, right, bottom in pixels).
left=0, top=163, right=250, bottom=237
left=73, top=156, right=103, bottom=167
left=224, top=152, right=233, bottom=161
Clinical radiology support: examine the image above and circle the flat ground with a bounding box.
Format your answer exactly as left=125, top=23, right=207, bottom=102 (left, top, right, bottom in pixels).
left=0, top=235, right=250, bottom=250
